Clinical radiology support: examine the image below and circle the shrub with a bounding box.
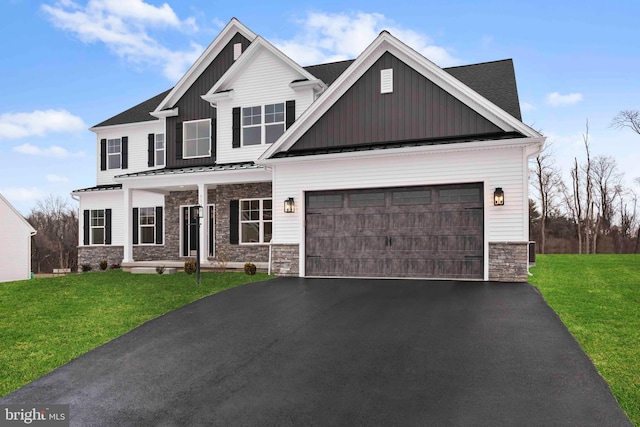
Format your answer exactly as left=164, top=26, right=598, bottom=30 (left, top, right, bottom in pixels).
left=81, top=264, right=92, bottom=273
left=109, top=263, right=121, bottom=270
left=244, top=262, right=257, bottom=275
left=184, top=260, right=197, bottom=275
left=99, top=260, right=108, bottom=271
left=156, top=265, right=166, bottom=275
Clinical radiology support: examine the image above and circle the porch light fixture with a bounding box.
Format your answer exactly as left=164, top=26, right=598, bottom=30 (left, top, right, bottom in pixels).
left=494, top=188, right=504, bottom=206
left=284, top=197, right=295, bottom=213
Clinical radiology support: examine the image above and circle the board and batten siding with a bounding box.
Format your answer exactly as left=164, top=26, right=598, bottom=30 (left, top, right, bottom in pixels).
left=289, top=52, right=503, bottom=152
left=96, top=121, right=164, bottom=186
left=166, top=33, right=252, bottom=168
left=78, top=190, right=164, bottom=246
left=216, top=48, right=316, bottom=164
left=271, top=145, right=528, bottom=247
left=0, top=198, right=34, bottom=282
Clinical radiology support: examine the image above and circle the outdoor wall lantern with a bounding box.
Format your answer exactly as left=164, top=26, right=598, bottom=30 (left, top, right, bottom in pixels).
left=494, top=187, right=505, bottom=206
left=284, top=197, right=296, bottom=213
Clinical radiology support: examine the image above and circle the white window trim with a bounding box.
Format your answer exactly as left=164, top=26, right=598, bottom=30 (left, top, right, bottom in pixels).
left=155, top=133, right=165, bottom=166
left=107, top=138, right=121, bottom=170
left=183, top=119, right=211, bottom=159
left=138, top=207, right=156, bottom=245
left=241, top=103, right=285, bottom=147
left=90, top=209, right=105, bottom=245
left=239, top=198, right=272, bottom=245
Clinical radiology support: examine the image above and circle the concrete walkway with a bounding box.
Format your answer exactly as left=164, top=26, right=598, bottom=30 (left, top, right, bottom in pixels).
left=1, top=278, right=632, bottom=426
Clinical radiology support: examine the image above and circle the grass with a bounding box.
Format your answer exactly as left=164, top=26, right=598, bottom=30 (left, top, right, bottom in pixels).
left=529, top=254, right=640, bottom=426
left=0, top=270, right=271, bottom=397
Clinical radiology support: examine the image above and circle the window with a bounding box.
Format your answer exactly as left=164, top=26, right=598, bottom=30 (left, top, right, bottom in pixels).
left=307, top=194, right=343, bottom=208
left=240, top=199, right=272, bottom=244
left=439, top=188, right=481, bottom=203
left=107, top=138, right=121, bottom=169
left=242, top=103, right=285, bottom=146
left=350, top=192, right=385, bottom=207
left=183, top=119, right=211, bottom=158
left=264, top=103, right=285, bottom=144
left=91, top=210, right=105, bottom=244
left=242, top=106, right=262, bottom=146
left=155, top=134, right=165, bottom=166
left=139, top=207, right=155, bottom=244
left=392, top=190, right=431, bottom=205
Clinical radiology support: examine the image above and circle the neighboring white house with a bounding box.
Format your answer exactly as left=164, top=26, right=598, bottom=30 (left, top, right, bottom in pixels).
left=73, top=18, right=544, bottom=281
left=0, top=194, right=36, bottom=283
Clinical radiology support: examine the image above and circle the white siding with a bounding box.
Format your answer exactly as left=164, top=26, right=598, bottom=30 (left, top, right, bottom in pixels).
left=216, top=49, right=316, bottom=164
left=0, top=197, right=34, bottom=282
left=272, top=145, right=529, bottom=246
left=95, top=121, right=164, bottom=185
left=78, top=190, right=164, bottom=246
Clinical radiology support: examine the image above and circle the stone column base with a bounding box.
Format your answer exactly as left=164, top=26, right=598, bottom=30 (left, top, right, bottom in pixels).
left=271, top=244, right=300, bottom=276
left=488, top=242, right=529, bottom=282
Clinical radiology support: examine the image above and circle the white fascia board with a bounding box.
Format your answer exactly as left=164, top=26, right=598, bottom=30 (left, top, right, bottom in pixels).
left=201, top=90, right=233, bottom=106
left=0, top=194, right=37, bottom=234
left=260, top=31, right=541, bottom=161
left=153, top=18, right=257, bottom=112
left=204, top=37, right=326, bottom=97
left=89, top=120, right=162, bottom=133
left=289, top=79, right=325, bottom=92
left=149, top=107, right=178, bottom=119
left=115, top=168, right=272, bottom=189
left=259, top=136, right=546, bottom=166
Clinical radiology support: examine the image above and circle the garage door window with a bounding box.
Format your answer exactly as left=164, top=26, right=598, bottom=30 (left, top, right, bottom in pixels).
left=392, top=190, right=431, bottom=205
left=308, top=194, right=343, bottom=208
left=349, top=192, right=385, bottom=207
left=439, top=188, right=481, bottom=203
left=240, top=199, right=272, bottom=244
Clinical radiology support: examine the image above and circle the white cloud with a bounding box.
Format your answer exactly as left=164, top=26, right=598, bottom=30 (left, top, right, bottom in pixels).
left=0, top=109, right=85, bottom=140
left=46, top=174, right=70, bottom=182
left=521, top=102, right=537, bottom=112
left=274, top=11, right=459, bottom=66
left=0, top=187, right=46, bottom=203
left=13, top=143, right=85, bottom=158
left=42, top=0, right=203, bottom=81
left=546, top=92, right=583, bottom=107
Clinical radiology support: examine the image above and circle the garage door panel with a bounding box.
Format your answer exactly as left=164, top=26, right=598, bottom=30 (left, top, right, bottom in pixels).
left=306, top=183, right=483, bottom=279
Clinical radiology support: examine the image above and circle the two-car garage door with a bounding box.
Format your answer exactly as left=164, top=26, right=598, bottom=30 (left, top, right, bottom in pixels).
left=305, top=183, right=484, bottom=279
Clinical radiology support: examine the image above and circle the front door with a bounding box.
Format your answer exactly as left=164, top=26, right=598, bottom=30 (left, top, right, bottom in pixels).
left=182, top=206, right=199, bottom=257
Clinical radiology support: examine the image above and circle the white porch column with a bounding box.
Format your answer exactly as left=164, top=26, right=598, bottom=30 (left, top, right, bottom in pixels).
left=198, top=183, right=207, bottom=264
left=123, top=187, right=133, bottom=263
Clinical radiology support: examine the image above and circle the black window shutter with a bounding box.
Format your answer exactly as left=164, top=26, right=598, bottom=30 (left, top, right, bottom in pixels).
left=83, top=210, right=90, bottom=245
left=132, top=208, right=139, bottom=245
left=100, top=139, right=107, bottom=171
left=211, top=118, right=217, bottom=158
left=229, top=200, right=239, bottom=244
left=286, top=100, right=296, bottom=129
left=121, top=137, right=128, bottom=169
left=176, top=122, right=183, bottom=160
left=155, top=206, right=163, bottom=245
left=148, top=134, right=155, bottom=167
left=232, top=107, right=240, bottom=148
left=105, top=209, right=112, bottom=245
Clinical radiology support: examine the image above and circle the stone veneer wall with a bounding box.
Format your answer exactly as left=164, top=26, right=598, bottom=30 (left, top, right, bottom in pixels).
left=488, top=242, right=529, bottom=282
left=215, top=183, right=271, bottom=264
left=78, top=246, right=124, bottom=271
left=270, top=244, right=300, bottom=276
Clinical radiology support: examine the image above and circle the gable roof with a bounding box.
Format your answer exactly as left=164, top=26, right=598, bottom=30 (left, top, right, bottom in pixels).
left=303, top=60, right=354, bottom=86
left=202, top=36, right=326, bottom=102
left=153, top=18, right=257, bottom=113
left=0, top=194, right=36, bottom=234
left=91, top=89, right=172, bottom=129
left=260, top=31, right=541, bottom=160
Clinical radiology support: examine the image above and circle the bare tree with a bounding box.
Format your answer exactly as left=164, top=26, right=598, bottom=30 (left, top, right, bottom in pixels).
left=27, top=195, right=78, bottom=273
left=611, top=110, right=640, bottom=135
left=531, top=144, right=564, bottom=253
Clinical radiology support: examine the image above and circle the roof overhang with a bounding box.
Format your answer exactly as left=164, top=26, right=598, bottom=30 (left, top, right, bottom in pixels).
left=149, top=107, right=179, bottom=119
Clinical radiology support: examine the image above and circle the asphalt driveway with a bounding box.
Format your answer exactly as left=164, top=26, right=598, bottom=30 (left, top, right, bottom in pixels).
left=1, top=278, right=632, bottom=426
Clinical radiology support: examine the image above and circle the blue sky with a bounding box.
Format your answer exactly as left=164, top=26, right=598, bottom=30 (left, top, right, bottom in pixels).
left=1, top=0, right=639, bottom=214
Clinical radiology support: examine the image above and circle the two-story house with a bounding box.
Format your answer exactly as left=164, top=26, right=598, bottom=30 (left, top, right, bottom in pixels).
left=73, top=18, right=544, bottom=281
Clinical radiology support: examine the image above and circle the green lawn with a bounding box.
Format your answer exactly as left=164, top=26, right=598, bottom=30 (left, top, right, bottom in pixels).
left=0, top=270, right=271, bottom=397
left=529, top=254, right=640, bottom=426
